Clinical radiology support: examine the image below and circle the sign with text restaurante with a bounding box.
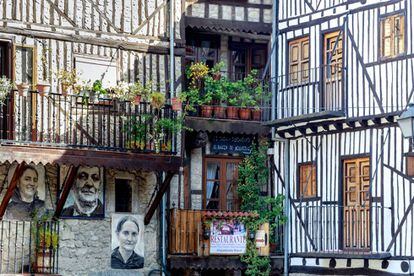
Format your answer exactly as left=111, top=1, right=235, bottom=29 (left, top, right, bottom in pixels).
left=209, top=219, right=247, bottom=255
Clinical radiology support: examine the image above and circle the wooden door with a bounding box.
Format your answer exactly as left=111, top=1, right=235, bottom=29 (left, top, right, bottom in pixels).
left=324, top=31, right=343, bottom=111
left=343, top=157, right=370, bottom=250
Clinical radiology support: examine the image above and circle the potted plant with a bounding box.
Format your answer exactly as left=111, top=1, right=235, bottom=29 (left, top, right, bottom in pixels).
left=153, top=116, right=184, bottom=153
left=150, top=91, right=166, bottom=110
left=204, top=75, right=228, bottom=119
left=37, top=46, right=52, bottom=96
left=187, top=62, right=209, bottom=89
left=112, top=81, right=130, bottom=101
left=16, top=82, right=30, bottom=97
left=180, top=87, right=201, bottom=116
left=200, top=90, right=214, bottom=118
left=227, top=97, right=240, bottom=120
left=0, top=76, right=12, bottom=104
left=129, top=81, right=143, bottom=105
left=239, top=91, right=254, bottom=120
left=57, top=69, right=78, bottom=96
left=211, top=61, right=225, bottom=81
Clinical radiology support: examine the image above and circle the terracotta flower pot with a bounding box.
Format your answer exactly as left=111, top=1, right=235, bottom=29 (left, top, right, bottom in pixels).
left=251, top=109, right=262, bottom=121
left=17, top=83, right=30, bottom=97
left=37, top=83, right=51, bottom=96
left=172, top=97, right=182, bottom=111
left=133, top=95, right=141, bottom=105
left=239, top=108, right=251, bottom=120
left=201, top=105, right=214, bottom=118
left=226, top=106, right=239, bottom=120
left=61, top=83, right=71, bottom=96
left=214, top=106, right=227, bottom=119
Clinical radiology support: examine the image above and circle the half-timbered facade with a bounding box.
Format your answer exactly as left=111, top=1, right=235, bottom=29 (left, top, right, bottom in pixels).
left=0, top=0, right=184, bottom=275
left=167, top=0, right=283, bottom=275
left=269, top=0, right=414, bottom=274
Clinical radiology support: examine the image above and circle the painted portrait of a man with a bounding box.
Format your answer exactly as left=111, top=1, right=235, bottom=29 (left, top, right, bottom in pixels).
left=111, top=214, right=145, bottom=269
left=61, top=165, right=104, bottom=217
left=4, top=163, right=46, bottom=220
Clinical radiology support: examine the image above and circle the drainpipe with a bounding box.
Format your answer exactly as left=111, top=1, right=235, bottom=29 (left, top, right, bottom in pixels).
left=161, top=0, right=175, bottom=275
left=270, top=0, right=288, bottom=272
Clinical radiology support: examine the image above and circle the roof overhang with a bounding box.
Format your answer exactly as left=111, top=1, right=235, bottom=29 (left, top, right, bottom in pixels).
left=185, top=16, right=272, bottom=35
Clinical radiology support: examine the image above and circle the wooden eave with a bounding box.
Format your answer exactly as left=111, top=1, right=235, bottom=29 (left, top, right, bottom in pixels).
left=0, top=144, right=181, bottom=172
left=185, top=116, right=270, bottom=136
left=275, top=112, right=400, bottom=139
left=265, top=110, right=346, bottom=127
left=185, top=16, right=272, bottom=35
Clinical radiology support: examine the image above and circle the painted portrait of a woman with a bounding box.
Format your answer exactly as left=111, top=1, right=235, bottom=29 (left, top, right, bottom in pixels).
left=111, top=215, right=144, bottom=269
left=4, top=164, right=45, bottom=220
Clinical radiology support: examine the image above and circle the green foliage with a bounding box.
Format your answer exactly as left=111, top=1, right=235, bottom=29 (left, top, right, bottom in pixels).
left=237, top=142, right=285, bottom=276
left=92, top=80, right=107, bottom=96
left=31, top=210, right=59, bottom=250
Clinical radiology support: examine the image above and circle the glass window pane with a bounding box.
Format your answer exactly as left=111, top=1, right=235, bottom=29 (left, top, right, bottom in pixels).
left=207, top=162, right=220, bottom=180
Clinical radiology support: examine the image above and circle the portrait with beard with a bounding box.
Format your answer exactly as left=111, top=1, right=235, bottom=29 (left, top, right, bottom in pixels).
left=61, top=166, right=104, bottom=218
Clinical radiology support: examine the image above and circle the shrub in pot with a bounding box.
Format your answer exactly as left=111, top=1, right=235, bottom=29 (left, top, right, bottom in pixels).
left=238, top=91, right=254, bottom=120
left=200, top=91, right=213, bottom=118
left=57, top=69, right=78, bottom=96
left=227, top=97, right=239, bottom=120
left=204, top=75, right=228, bottom=119
left=180, top=88, right=201, bottom=116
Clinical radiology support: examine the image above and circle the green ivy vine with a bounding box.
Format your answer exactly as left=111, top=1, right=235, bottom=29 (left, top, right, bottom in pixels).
left=237, top=142, right=285, bottom=276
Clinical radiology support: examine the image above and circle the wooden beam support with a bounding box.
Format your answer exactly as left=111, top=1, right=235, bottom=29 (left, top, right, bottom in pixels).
left=0, top=162, right=26, bottom=219
left=54, top=166, right=78, bottom=219
left=144, top=171, right=175, bottom=225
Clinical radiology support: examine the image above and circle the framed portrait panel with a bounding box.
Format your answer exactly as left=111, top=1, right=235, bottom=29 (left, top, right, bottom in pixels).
left=4, top=162, right=46, bottom=220
left=111, top=214, right=145, bottom=269
left=59, top=165, right=105, bottom=219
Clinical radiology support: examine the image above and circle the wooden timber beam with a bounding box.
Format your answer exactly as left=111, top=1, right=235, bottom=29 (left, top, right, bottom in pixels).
left=85, top=0, right=122, bottom=33
left=0, top=162, right=26, bottom=219
left=132, top=1, right=168, bottom=35
left=45, top=0, right=78, bottom=28
left=54, top=166, right=78, bottom=219
left=144, top=171, right=175, bottom=225
left=269, top=161, right=318, bottom=251
left=0, top=25, right=185, bottom=56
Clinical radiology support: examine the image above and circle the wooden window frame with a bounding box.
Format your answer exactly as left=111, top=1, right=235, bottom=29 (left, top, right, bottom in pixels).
left=288, top=36, right=310, bottom=85
left=323, top=31, right=343, bottom=80
left=379, top=12, right=406, bottom=59
left=228, top=41, right=267, bottom=81
left=12, top=44, right=38, bottom=90
left=296, top=162, right=317, bottom=200
left=202, top=156, right=243, bottom=211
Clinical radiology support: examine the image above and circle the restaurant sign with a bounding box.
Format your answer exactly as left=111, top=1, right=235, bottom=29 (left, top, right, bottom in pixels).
left=210, top=219, right=247, bottom=255
left=211, top=135, right=253, bottom=155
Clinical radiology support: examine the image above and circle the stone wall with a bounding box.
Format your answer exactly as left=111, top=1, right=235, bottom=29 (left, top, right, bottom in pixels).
left=58, top=170, right=161, bottom=276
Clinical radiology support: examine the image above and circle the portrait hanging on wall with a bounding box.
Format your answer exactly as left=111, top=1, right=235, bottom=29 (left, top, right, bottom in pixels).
left=59, top=165, right=105, bottom=218
left=4, top=162, right=47, bottom=220
left=111, top=214, right=145, bottom=269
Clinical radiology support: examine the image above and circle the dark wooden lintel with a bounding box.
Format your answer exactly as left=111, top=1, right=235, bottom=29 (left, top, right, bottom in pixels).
left=144, top=172, right=175, bottom=225
left=0, top=162, right=26, bottom=219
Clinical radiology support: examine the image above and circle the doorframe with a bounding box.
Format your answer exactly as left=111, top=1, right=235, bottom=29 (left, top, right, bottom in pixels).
left=338, top=154, right=371, bottom=251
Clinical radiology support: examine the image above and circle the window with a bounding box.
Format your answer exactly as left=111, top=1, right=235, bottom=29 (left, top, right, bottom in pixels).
left=115, top=179, right=132, bottom=212
left=229, top=42, right=267, bottom=80
left=0, top=42, right=11, bottom=78
left=185, top=31, right=219, bottom=69
left=75, top=55, right=118, bottom=88
left=381, top=14, right=405, bottom=58
left=288, top=37, right=309, bottom=84
left=204, top=157, right=242, bottom=211
left=13, top=45, right=37, bottom=88
left=297, top=163, right=316, bottom=199
left=324, top=32, right=342, bottom=79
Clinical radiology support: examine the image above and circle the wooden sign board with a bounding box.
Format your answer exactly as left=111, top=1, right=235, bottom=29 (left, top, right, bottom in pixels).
left=255, top=223, right=270, bottom=256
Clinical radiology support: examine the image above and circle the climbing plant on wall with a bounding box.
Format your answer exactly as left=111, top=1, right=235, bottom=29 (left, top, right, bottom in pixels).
left=237, top=142, right=285, bottom=276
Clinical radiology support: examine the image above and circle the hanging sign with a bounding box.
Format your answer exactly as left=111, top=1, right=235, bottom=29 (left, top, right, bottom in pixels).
left=211, top=135, right=253, bottom=155
left=210, top=219, right=247, bottom=255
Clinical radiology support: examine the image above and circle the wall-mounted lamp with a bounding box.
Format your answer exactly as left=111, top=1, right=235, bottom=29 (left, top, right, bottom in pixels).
left=397, top=103, right=414, bottom=176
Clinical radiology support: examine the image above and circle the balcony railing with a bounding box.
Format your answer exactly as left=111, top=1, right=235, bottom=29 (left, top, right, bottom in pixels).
left=287, top=205, right=391, bottom=258
left=276, top=65, right=344, bottom=120
left=0, top=220, right=60, bottom=274
left=0, top=91, right=178, bottom=154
